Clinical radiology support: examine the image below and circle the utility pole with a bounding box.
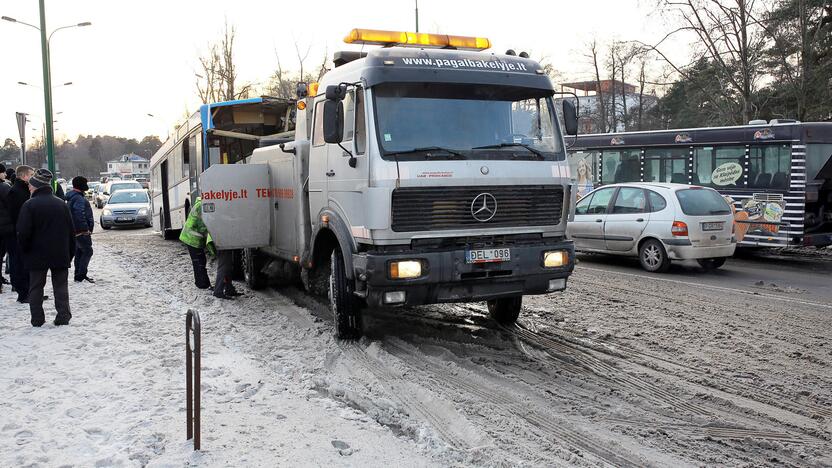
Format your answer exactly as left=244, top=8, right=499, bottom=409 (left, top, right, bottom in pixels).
left=38, top=0, right=56, bottom=181
left=414, top=0, right=419, bottom=32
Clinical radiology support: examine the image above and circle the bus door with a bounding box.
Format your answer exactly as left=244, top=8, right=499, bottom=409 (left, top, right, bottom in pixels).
left=160, top=160, right=171, bottom=228
left=188, top=132, right=200, bottom=202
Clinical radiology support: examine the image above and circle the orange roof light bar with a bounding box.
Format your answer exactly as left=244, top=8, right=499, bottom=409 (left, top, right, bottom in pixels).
left=344, top=28, right=491, bottom=51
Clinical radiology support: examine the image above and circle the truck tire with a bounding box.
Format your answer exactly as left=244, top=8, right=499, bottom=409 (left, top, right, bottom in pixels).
left=242, top=248, right=267, bottom=290
left=488, top=296, right=522, bottom=325
left=697, top=257, right=727, bottom=271
left=639, top=239, right=671, bottom=273
left=330, top=247, right=362, bottom=340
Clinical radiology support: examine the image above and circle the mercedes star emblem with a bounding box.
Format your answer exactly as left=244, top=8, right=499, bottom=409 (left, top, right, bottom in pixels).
left=471, top=193, right=497, bottom=222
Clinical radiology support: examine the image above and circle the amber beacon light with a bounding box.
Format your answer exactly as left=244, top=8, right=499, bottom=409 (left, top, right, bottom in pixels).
left=343, top=28, right=491, bottom=51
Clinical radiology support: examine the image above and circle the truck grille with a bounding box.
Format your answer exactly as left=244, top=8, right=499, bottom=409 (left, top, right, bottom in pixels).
left=391, top=185, right=564, bottom=232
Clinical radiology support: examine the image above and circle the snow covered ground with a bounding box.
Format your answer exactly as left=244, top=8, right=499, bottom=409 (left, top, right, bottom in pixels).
left=2, top=221, right=831, bottom=467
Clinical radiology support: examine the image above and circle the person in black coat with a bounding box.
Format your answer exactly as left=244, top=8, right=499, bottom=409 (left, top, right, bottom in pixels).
left=17, top=168, right=75, bottom=327
left=66, top=176, right=95, bottom=283
left=0, top=164, right=12, bottom=290
left=7, top=165, right=34, bottom=302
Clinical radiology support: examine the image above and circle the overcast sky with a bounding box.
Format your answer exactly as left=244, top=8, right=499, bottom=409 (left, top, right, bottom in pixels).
left=1, top=0, right=689, bottom=145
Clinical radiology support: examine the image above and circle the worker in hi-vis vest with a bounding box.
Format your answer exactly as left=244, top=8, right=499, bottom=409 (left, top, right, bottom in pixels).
left=179, top=197, right=240, bottom=299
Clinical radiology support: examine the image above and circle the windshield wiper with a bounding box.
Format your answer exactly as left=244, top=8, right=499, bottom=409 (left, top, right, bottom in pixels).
left=472, top=142, right=546, bottom=160
left=387, top=146, right=466, bottom=159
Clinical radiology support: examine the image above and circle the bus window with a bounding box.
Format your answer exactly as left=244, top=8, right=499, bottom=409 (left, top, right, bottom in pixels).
left=806, top=144, right=832, bottom=181
left=182, top=139, right=191, bottom=177
left=749, top=144, right=790, bottom=189
left=644, top=148, right=688, bottom=183
left=694, top=145, right=745, bottom=187
left=568, top=150, right=599, bottom=198
left=601, top=149, right=640, bottom=184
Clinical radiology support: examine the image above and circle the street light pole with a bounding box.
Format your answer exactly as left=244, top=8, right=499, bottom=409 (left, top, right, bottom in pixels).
left=38, top=0, right=56, bottom=181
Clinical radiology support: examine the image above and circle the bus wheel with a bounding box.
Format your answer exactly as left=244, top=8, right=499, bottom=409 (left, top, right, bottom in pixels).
left=639, top=239, right=671, bottom=273
left=487, top=296, right=522, bottom=325
left=330, top=247, right=362, bottom=340
left=242, top=248, right=267, bottom=290
left=697, top=257, right=727, bottom=271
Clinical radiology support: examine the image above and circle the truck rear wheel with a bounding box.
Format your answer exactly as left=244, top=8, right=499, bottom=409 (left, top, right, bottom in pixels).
left=242, top=248, right=267, bottom=290
left=488, top=296, right=522, bottom=325
left=330, top=247, right=362, bottom=340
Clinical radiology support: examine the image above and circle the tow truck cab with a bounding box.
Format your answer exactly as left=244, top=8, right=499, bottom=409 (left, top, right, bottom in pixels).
left=202, top=29, right=578, bottom=339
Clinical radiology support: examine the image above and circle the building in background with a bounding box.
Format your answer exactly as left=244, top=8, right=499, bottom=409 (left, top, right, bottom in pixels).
left=559, top=80, right=658, bottom=134
left=102, top=153, right=150, bottom=180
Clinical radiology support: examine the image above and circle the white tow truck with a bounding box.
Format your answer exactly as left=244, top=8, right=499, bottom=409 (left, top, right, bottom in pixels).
left=201, top=28, right=579, bottom=338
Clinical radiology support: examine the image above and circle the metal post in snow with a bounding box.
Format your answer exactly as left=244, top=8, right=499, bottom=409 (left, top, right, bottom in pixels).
left=186, top=309, right=201, bottom=450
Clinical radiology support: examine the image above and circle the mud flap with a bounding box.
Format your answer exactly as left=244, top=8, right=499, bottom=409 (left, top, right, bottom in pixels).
left=200, top=164, right=271, bottom=249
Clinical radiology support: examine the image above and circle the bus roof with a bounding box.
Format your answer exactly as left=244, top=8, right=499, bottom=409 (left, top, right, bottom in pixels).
left=570, top=122, right=832, bottom=150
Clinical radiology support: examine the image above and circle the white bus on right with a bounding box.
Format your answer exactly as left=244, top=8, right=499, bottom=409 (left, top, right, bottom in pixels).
left=567, top=120, right=832, bottom=249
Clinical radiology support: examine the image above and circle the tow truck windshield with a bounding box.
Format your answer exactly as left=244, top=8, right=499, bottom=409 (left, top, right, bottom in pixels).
left=374, top=83, right=564, bottom=161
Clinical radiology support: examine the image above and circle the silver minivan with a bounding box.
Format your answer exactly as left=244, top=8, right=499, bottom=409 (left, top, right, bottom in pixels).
left=568, top=183, right=736, bottom=272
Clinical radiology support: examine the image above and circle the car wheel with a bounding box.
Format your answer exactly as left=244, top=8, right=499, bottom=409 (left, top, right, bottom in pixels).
left=242, top=248, right=267, bottom=290
left=330, top=247, right=362, bottom=340
left=697, top=257, right=727, bottom=270
left=101, top=224, right=111, bottom=230
left=487, top=296, right=522, bottom=325
left=639, top=239, right=671, bottom=273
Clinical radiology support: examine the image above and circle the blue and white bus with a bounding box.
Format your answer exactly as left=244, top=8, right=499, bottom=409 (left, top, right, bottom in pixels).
left=149, top=97, right=295, bottom=238
left=567, top=121, right=832, bottom=248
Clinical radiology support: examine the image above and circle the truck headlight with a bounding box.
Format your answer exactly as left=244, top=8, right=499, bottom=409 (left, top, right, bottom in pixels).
left=389, top=260, right=422, bottom=279
left=138, top=208, right=148, bottom=216
left=543, top=250, right=568, bottom=268
left=103, top=209, right=112, bottom=216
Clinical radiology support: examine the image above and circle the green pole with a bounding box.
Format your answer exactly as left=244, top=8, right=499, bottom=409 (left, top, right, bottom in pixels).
left=38, top=0, right=56, bottom=187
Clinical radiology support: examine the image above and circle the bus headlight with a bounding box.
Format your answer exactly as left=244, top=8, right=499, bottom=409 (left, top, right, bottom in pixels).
left=543, top=250, right=568, bottom=268
left=389, top=260, right=422, bottom=279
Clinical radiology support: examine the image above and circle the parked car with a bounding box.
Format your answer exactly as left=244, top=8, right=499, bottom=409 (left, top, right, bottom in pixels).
left=568, top=183, right=736, bottom=272
left=100, top=189, right=152, bottom=229
left=95, top=180, right=142, bottom=208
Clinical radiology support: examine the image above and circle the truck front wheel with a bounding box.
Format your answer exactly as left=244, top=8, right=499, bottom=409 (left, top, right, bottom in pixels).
left=330, top=247, right=363, bottom=339
left=488, top=296, right=522, bottom=325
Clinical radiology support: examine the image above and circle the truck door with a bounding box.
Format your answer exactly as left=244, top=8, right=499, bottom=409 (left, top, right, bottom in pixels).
left=200, top=164, right=271, bottom=249
left=308, top=99, right=329, bottom=218
left=568, top=187, right=615, bottom=251
left=326, top=88, right=370, bottom=227
left=604, top=187, right=649, bottom=251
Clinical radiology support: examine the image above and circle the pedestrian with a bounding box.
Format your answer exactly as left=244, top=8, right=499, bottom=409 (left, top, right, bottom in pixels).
left=179, top=197, right=213, bottom=291
left=179, top=197, right=241, bottom=299
left=66, top=176, right=95, bottom=283
left=16, top=169, right=75, bottom=327
left=7, top=165, right=35, bottom=303
left=0, top=164, right=12, bottom=291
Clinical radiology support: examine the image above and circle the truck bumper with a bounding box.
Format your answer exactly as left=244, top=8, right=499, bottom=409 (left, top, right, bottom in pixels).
left=353, top=239, right=575, bottom=308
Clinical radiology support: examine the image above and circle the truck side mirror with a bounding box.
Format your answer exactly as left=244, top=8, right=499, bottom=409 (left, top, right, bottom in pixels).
left=323, top=100, right=344, bottom=144
left=562, top=100, right=578, bottom=136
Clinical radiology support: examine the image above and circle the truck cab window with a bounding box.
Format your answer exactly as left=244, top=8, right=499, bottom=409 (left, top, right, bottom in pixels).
left=355, top=88, right=366, bottom=155
left=343, top=91, right=355, bottom=142
left=312, top=100, right=325, bottom=147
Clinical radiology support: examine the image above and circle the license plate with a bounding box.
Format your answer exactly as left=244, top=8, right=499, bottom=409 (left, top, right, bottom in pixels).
left=117, top=216, right=133, bottom=222
left=466, top=248, right=510, bottom=264
left=702, top=222, right=724, bottom=231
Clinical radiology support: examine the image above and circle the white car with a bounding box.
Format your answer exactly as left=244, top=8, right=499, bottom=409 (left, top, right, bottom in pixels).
left=95, top=180, right=142, bottom=208
left=568, top=183, right=736, bottom=272
left=100, top=189, right=152, bottom=229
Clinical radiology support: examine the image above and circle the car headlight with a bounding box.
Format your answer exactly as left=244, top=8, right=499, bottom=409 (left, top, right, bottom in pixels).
left=103, top=209, right=112, bottom=216
left=543, top=250, right=568, bottom=268
left=389, top=260, right=423, bottom=279
left=138, top=208, right=148, bottom=216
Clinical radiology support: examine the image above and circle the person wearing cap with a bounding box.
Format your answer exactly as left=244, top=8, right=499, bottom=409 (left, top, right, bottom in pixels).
left=0, top=164, right=12, bottom=291
left=16, top=168, right=75, bottom=326
left=7, top=165, right=35, bottom=302
left=66, top=176, right=95, bottom=283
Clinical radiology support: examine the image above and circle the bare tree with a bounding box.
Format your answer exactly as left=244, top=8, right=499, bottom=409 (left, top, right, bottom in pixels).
left=652, top=0, right=767, bottom=124
left=587, top=39, right=608, bottom=133
left=196, top=21, right=252, bottom=103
